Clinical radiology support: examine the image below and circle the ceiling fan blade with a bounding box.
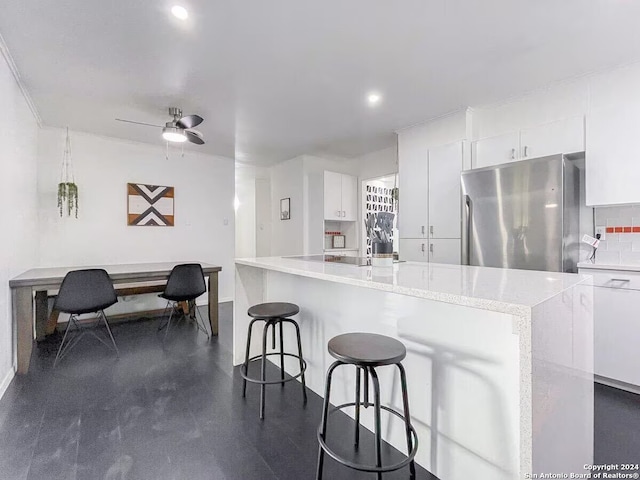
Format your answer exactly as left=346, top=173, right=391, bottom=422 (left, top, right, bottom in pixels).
left=176, top=114, right=204, bottom=129
left=185, top=130, right=205, bottom=145
left=115, top=118, right=163, bottom=128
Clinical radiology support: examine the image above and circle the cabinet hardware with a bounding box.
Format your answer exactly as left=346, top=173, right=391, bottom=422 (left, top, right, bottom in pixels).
left=610, top=278, right=631, bottom=283
left=524, top=145, right=529, bottom=157
left=342, top=210, right=346, bottom=217
left=421, top=243, right=425, bottom=252
left=429, top=243, right=434, bottom=254
left=336, top=210, right=341, bottom=217
left=421, top=225, right=425, bottom=235
left=510, top=148, right=516, bottom=160
left=430, top=226, right=434, bottom=235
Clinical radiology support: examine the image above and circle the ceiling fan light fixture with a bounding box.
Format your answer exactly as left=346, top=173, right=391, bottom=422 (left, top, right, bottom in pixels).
left=162, top=126, right=187, bottom=143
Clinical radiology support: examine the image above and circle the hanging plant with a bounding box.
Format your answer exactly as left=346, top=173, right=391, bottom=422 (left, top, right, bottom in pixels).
left=57, top=128, right=79, bottom=218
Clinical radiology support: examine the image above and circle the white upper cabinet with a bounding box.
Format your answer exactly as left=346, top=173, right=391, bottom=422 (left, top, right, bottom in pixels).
left=473, top=116, right=585, bottom=169
left=323, top=171, right=343, bottom=220
left=519, top=116, right=584, bottom=160
left=473, top=131, right=520, bottom=169
left=428, top=142, right=463, bottom=239
left=586, top=105, right=640, bottom=206
left=341, top=174, right=357, bottom=221
left=398, top=137, right=428, bottom=238
left=323, top=171, right=357, bottom=221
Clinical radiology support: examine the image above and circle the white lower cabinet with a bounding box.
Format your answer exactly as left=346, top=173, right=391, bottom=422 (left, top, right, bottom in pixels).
left=579, top=267, right=640, bottom=389
left=429, top=239, right=461, bottom=265
left=399, top=239, right=427, bottom=262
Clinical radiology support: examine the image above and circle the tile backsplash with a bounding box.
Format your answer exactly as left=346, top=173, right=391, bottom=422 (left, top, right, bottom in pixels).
left=594, top=205, right=640, bottom=264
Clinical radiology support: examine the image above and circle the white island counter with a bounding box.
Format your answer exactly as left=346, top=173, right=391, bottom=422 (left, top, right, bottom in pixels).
left=235, top=257, right=594, bottom=480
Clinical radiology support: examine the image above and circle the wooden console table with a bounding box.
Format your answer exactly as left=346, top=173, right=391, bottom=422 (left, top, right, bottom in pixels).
left=9, top=262, right=222, bottom=374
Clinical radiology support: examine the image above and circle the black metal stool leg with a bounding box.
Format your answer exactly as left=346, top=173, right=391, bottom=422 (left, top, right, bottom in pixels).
left=354, top=366, right=361, bottom=448
left=363, top=367, right=369, bottom=406
left=279, top=320, right=285, bottom=386
left=260, top=320, right=270, bottom=420
left=370, top=366, right=383, bottom=480
left=397, top=363, right=416, bottom=478
left=289, top=319, right=307, bottom=403
left=242, top=318, right=259, bottom=398
left=316, top=360, right=343, bottom=480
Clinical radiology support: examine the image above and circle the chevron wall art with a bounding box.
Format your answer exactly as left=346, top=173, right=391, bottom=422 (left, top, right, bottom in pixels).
left=127, top=183, right=175, bottom=226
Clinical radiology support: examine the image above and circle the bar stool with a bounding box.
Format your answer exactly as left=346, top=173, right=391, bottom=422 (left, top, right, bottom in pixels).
left=316, top=333, right=418, bottom=479
left=240, top=302, right=307, bottom=419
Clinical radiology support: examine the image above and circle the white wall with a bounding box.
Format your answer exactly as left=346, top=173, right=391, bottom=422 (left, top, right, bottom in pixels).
left=353, top=145, right=398, bottom=181
left=0, top=45, right=39, bottom=394
left=270, top=156, right=305, bottom=256
left=37, top=128, right=235, bottom=308
left=398, top=109, right=471, bottom=149
left=255, top=178, right=271, bottom=256
left=235, top=163, right=270, bottom=259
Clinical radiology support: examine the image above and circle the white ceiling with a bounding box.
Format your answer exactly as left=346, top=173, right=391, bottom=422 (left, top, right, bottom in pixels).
left=2, top=0, right=640, bottom=165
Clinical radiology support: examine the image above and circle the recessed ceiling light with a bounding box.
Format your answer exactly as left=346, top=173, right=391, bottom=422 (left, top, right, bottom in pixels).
left=367, top=93, right=382, bottom=106
left=171, top=5, right=189, bottom=20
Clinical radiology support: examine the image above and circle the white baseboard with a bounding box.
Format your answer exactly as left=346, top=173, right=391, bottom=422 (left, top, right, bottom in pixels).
left=0, top=366, right=16, bottom=401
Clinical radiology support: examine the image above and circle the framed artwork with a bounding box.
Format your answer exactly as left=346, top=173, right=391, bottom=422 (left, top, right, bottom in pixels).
left=332, top=235, right=345, bottom=249
left=280, top=197, right=291, bottom=220
left=127, top=183, right=175, bottom=226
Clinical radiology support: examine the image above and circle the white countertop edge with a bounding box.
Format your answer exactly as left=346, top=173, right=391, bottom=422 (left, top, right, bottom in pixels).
left=577, top=261, right=640, bottom=272
left=235, top=258, right=581, bottom=318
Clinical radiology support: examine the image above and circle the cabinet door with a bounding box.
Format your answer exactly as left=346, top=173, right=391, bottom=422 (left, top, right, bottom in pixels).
left=428, top=142, right=463, bottom=239
left=323, top=171, right=343, bottom=220
left=429, top=239, right=461, bottom=265
left=341, top=174, right=357, bottom=221
left=520, top=116, right=584, bottom=160
left=473, top=131, right=520, bottom=169
left=398, top=136, right=428, bottom=238
left=593, top=285, right=640, bottom=385
left=586, top=105, right=640, bottom=205
left=399, top=239, right=427, bottom=262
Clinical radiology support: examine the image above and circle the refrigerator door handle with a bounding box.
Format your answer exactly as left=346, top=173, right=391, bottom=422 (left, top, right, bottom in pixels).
left=461, top=194, right=472, bottom=265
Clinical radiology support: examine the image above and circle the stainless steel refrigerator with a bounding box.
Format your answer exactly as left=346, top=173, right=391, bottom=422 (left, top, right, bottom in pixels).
left=461, top=154, right=586, bottom=273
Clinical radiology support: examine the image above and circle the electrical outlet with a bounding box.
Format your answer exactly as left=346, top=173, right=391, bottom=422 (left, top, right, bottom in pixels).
left=595, top=226, right=606, bottom=240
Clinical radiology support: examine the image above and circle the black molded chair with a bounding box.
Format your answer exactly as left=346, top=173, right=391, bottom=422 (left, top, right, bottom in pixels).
left=157, top=263, right=210, bottom=339
left=53, top=269, right=119, bottom=367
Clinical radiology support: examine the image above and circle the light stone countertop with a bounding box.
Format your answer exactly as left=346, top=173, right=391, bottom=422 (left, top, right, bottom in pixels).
left=236, top=256, right=590, bottom=317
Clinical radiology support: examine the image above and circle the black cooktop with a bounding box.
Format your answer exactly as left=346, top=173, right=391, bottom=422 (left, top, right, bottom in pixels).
left=288, top=254, right=371, bottom=266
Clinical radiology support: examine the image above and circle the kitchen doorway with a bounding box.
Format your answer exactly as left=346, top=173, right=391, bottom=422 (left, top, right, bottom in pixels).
left=361, top=173, right=399, bottom=258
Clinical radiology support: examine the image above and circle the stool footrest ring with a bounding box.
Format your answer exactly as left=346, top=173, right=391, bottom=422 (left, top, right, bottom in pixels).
left=317, top=401, right=418, bottom=473
left=240, top=352, right=307, bottom=385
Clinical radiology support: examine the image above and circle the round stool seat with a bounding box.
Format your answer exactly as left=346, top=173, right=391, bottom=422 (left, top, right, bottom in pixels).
left=328, top=333, right=406, bottom=367
left=248, top=302, right=299, bottom=319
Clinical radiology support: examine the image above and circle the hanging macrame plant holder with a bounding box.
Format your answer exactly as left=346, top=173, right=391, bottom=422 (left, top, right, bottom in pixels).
left=57, top=128, right=79, bottom=218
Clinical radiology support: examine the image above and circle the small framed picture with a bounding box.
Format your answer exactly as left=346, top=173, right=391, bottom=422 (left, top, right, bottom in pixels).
left=332, top=235, right=345, bottom=249
left=280, top=197, right=290, bottom=220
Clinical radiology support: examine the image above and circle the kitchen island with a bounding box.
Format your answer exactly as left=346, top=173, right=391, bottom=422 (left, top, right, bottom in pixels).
left=235, top=257, right=593, bottom=480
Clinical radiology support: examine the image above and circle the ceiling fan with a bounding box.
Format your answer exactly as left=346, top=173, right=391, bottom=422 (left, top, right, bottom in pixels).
left=116, top=107, right=205, bottom=145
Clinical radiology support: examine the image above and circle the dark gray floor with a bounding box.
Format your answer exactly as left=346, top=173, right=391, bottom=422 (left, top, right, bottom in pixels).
left=0, top=304, right=434, bottom=480
left=0, top=305, right=638, bottom=480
